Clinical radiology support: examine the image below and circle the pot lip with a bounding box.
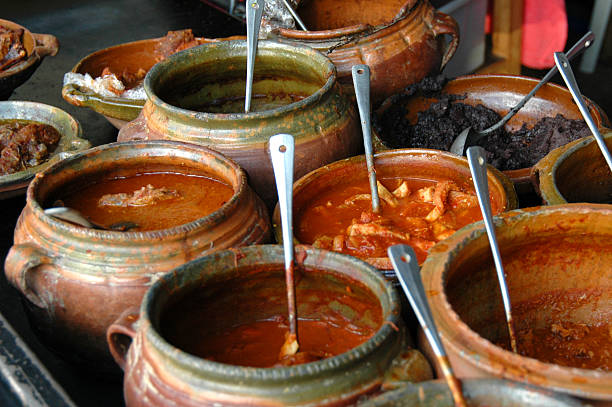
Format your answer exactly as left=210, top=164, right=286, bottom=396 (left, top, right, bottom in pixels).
left=27, top=139, right=248, bottom=241
left=140, top=244, right=401, bottom=379
left=144, top=39, right=337, bottom=122
left=421, top=204, right=612, bottom=391
left=535, top=131, right=612, bottom=205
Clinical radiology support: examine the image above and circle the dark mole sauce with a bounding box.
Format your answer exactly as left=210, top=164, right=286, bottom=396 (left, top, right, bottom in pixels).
left=160, top=265, right=383, bottom=367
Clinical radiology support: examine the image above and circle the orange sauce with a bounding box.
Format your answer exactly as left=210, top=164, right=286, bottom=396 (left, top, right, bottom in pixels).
left=59, top=172, right=233, bottom=231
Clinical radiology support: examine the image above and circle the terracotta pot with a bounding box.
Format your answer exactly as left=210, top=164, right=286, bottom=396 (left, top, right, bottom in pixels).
left=107, top=245, right=433, bottom=406
left=117, top=40, right=361, bottom=208
left=420, top=204, right=612, bottom=405
left=4, top=140, right=271, bottom=373
left=273, top=149, right=518, bottom=274
left=264, top=0, right=459, bottom=106
left=373, top=74, right=611, bottom=197
left=532, top=131, right=612, bottom=205
left=0, top=19, right=59, bottom=100
left=61, top=32, right=241, bottom=129
left=360, top=378, right=585, bottom=406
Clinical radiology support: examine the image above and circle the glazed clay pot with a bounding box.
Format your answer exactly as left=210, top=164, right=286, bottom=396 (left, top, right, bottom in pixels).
left=532, top=131, right=612, bottom=205
left=373, top=74, right=610, bottom=197
left=107, top=245, right=434, bottom=406
left=4, top=140, right=271, bottom=372
left=359, top=378, right=585, bottom=407
left=264, top=0, right=459, bottom=105
left=118, top=40, right=361, bottom=207
left=420, top=204, right=612, bottom=405
left=273, top=149, right=518, bottom=274
left=0, top=19, right=59, bottom=100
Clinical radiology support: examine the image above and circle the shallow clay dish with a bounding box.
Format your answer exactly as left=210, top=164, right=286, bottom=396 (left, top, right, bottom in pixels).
left=373, top=74, right=610, bottom=196
left=0, top=19, right=59, bottom=100
left=61, top=32, right=240, bottom=129
left=0, top=101, right=90, bottom=199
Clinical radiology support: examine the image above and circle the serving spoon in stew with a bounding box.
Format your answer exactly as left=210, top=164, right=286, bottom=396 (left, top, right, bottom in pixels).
left=467, top=146, right=518, bottom=353
left=245, top=0, right=264, bottom=113
left=352, top=64, right=381, bottom=213
left=269, top=133, right=300, bottom=359
left=449, top=31, right=595, bottom=156
left=388, top=244, right=468, bottom=407
left=44, top=206, right=139, bottom=231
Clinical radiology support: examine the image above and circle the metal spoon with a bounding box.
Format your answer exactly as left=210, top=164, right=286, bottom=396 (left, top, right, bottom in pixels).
left=280, top=0, right=308, bottom=31
left=467, top=146, right=518, bottom=353
left=388, top=244, right=467, bottom=407
left=44, top=207, right=139, bottom=231
left=352, top=64, right=380, bottom=213
left=245, top=0, right=264, bottom=113
left=269, top=133, right=300, bottom=357
left=450, top=31, right=595, bottom=156
left=554, top=52, right=612, bottom=173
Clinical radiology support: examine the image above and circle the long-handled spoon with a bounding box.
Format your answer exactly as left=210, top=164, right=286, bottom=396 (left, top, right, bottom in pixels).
left=44, top=207, right=139, bottom=231
left=450, top=31, right=595, bottom=156
left=280, top=0, right=308, bottom=31
left=388, top=244, right=467, bottom=407
left=554, top=52, right=612, bottom=173
left=352, top=64, right=380, bottom=213
left=245, top=0, right=264, bottom=113
left=467, top=146, right=518, bottom=353
left=269, top=133, right=300, bottom=357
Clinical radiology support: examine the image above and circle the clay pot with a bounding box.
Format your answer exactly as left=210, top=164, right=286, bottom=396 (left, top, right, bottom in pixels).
left=420, top=204, right=612, bottom=405
left=61, top=32, right=241, bottom=129
left=273, top=149, right=518, bottom=274
left=0, top=19, right=59, bottom=100
left=264, top=0, right=459, bottom=106
left=360, top=378, right=585, bottom=406
left=4, top=140, right=271, bottom=372
left=532, top=131, right=612, bottom=205
left=107, top=245, right=433, bottom=406
left=117, top=40, right=361, bottom=207
left=373, top=74, right=611, bottom=197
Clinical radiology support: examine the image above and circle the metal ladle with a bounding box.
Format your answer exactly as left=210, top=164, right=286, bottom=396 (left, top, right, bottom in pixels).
left=554, top=52, right=612, bottom=173
left=388, top=244, right=468, bottom=407
left=269, top=133, right=300, bottom=357
left=245, top=0, right=264, bottom=113
left=352, top=64, right=380, bottom=213
left=467, top=146, right=518, bottom=353
left=280, top=0, right=308, bottom=31
left=450, top=31, right=595, bottom=156
left=44, top=207, right=139, bottom=231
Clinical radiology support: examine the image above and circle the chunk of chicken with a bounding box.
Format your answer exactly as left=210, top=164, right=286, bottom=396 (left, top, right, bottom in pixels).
left=98, top=184, right=181, bottom=207
left=448, top=190, right=478, bottom=209
left=392, top=181, right=410, bottom=198
left=376, top=181, right=399, bottom=207
left=347, top=222, right=409, bottom=241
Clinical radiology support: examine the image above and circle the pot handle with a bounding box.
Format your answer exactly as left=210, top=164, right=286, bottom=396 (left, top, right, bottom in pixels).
left=381, top=348, right=434, bottom=390
left=4, top=243, right=55, bottom=308
left=31, top=32, right=59, bottom=58
left=107, top=307, right=140, bottom=371
left=61, top=83, right=145, bottom=115
left=431, top=11, right=460, bottom=71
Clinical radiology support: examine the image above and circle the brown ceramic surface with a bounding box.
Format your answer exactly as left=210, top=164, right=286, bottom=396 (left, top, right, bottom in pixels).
left=420, top=204, right=612, bottom=404
left=374, top=74, right=611, bottom=196
left=4, top=140, right=271, bottom=373
left=107, top=245, right=433, bottom=406
left=267, top=0, right=459, bottom=106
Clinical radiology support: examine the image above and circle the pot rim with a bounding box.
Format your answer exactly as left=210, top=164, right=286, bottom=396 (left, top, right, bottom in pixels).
left=27, top=140, right=248, bottom=241
left=421, top=204, right=612, bottom=398
left=140, top=244, right=401, bottom=379
left=143, top=40, right=337, bottom=123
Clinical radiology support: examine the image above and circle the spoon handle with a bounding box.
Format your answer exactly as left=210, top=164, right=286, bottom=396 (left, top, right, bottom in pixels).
left=245, top=0, right=264, bottom=113
left=554, top=52, right=612, bottom=173
left=269, top=133, right=297, bottom=336
left=280, top=0, right=308, bottom=30
left=482, top=31, right=594, bottom=135
left=352, top=65, right=380, bottom=213
left=467, top=146, right=518, bottom=353
left=388, top=245, right=467, bottom=407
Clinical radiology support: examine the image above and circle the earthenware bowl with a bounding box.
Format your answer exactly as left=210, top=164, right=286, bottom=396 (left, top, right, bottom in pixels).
left=0, top=19, right=59, bottom=100
left=0, top=101, right=90, bottom=199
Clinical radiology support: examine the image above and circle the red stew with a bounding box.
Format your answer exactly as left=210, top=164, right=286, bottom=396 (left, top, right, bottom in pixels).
left=59, top=172, right=233, bottom=231
left=296, top=177, right=484, bottom=267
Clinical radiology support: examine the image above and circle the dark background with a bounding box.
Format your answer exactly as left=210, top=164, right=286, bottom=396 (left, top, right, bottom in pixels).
left=1, top=1, right=610, bottom=406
